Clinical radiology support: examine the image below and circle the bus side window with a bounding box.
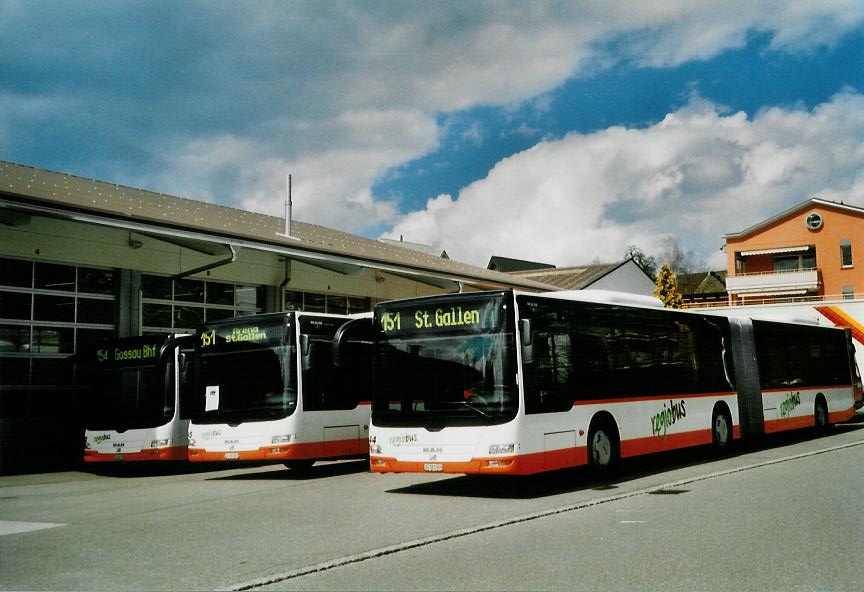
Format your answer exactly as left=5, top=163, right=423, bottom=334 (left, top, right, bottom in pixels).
left=522, top=305, right=575, bottom=414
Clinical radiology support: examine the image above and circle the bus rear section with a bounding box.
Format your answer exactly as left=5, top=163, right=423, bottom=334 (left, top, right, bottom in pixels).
left=80, top=335, right=194, bottom=462
left=748, top=319, right=858, bottom=434
left=188, top=312, right=371, bottom=468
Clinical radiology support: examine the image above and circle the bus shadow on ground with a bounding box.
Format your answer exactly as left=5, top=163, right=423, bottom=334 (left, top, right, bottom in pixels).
left=205, top=459, right=370, bottom=481
left=386, top=424, right=864, bottom=500
left=82, top=461, right=225, bottom=478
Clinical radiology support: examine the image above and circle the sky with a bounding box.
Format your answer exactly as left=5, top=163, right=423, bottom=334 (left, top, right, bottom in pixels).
left=2, top=1, right=864, bottom=271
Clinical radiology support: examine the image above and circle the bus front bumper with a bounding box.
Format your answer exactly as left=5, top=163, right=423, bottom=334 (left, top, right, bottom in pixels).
left=83, top=446, right=187, bottom=462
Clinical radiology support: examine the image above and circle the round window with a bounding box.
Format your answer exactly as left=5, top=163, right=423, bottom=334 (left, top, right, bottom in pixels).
left=805, top=213, right=823, bottom=230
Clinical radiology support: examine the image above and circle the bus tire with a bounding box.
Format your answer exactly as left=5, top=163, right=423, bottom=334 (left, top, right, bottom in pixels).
left=588, top=417, right=619, bottom=472
left=814, top=396, right=830, bottom=433
left=283, top=459, right=315, bottom=472
left=711, top=405, right=733, bottom=452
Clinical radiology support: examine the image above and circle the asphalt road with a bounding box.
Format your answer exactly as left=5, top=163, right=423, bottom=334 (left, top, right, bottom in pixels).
left=2, top=421, right=863, bottom=591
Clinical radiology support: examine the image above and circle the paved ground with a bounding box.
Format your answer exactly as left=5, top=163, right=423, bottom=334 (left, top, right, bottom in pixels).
left=2, top=421, right=863, bottom=591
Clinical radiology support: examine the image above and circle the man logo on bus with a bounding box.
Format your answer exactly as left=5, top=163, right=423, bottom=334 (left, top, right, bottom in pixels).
left=650, top=400, right=687, bottom=439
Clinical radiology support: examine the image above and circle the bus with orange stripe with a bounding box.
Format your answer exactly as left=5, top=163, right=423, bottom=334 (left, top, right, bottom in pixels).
left=80, top=334, right=195, bottom=462
left=188, top=311, right=372, bottom=470
left=368, top=290, right=861, bottom=476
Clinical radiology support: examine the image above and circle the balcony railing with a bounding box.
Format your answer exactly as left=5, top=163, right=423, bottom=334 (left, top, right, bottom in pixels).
left=725, top=268, right=820, bottom=296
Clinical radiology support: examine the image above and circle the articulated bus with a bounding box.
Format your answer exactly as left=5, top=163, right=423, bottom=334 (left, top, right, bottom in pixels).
left=369, top=290, right=863, bottom=476
left=80, top=335, right=195, bottom=462
left=188, top=311, right=372, bottom=469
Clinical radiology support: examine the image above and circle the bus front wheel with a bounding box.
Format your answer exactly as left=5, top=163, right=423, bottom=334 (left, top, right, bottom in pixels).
left=588, top=419, right=619, bottom=472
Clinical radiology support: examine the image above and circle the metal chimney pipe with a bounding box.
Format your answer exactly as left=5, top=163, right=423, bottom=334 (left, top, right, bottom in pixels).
left=285, top=173, right=293, bottom=236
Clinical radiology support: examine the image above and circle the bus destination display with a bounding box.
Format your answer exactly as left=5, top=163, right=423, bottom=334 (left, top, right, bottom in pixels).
left=378, top=298, right=503, bottom=335
left=199, top=320, right=286, bottom=348
left=91, top=339, right=162, bottom=368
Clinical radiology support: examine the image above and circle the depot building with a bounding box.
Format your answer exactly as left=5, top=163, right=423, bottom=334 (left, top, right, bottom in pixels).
left=0, top=161, right=555, bottom=473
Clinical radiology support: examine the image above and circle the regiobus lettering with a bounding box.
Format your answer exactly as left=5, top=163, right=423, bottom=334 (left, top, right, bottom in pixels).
left=780, top=392, right=802, bottom=419
left=650, top=400, right=687, bottom=439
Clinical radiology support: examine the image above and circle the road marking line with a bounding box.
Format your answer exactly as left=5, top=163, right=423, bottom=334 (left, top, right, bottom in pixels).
left=0, top=521, right=66, bottom=536
left=223, top=438, right=864, bottom=591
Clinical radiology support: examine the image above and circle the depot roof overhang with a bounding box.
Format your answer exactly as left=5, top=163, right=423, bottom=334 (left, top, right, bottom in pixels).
left=0, top=163, right=554, bottom=292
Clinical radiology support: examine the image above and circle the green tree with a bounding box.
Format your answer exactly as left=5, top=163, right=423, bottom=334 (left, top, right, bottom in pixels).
left=653, top=262, right=683, bottom=308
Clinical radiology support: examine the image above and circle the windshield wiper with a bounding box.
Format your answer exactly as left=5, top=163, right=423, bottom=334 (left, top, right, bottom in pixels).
left=437, top=399, right=492, bottom=418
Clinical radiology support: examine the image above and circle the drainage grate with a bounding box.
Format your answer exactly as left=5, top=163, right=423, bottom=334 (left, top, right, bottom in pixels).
left=649, top=488, right=689, bottom=495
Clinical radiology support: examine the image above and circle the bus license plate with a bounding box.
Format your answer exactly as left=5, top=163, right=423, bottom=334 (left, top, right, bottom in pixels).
left=424, top=463, right=443, bottom=472
left=114, top=454, right=124, bottom=461
left=225, top=452, right=240, bottom=460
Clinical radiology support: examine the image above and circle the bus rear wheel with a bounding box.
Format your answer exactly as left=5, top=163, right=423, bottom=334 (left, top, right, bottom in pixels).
left=814, top=397, right=830, bottom=433
left=711, top=407, right=733, bottom=452
left=588, top=420, right=619, bottom=472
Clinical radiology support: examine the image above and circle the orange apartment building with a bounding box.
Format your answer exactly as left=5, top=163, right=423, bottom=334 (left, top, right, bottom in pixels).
left=724, top=198, right=864, bottom=304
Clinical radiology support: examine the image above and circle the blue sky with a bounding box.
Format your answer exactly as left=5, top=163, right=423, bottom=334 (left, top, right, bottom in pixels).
left=2, top=2, right=864, bottom=269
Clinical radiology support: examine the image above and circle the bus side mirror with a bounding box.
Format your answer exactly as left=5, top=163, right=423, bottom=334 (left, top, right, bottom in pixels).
left=300, top=334, right=310, bottom=357
left=331, top=317, right=374, bottom=368
left=519, top=319, right=534, bottom=364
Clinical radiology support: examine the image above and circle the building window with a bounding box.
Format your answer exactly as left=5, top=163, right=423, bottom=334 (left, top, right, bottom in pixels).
left=0, top=258, right=116, bottom=416
left=283, top=290, right=372, bottom=315
left=841, top=240, right=853, bottom=268
left=773, top=250, right=816, bottom=272
left=843, top=286, right=854, bottom=300
left=805, top=213, right=823, bottom=230
left=141, top=274, right=264, bottom=333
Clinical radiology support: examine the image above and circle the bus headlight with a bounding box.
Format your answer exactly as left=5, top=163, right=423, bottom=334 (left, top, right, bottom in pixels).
left=272, top=434, right=293, bottom=444
left=488, top=443, right=515, bottom=455
left=371, top=444, right=382, bottom=454
left=150, top=439, right=170, bottom=448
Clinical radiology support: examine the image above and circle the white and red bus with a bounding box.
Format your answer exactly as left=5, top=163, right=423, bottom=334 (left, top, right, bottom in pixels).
left=188, top=311, right=372, bottom=469
left=369, top=290, right=862, bottom=475
left=80, top=334, right=195, bottom=462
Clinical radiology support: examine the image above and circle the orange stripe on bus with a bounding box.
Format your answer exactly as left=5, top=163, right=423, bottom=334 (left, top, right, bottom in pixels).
left=83, top=446, right=188, bottom=462
left=815, top=305, right=864, bottom=345
left=761, top=385, right=851, bottom=394
left=371, top=425, right=742, bottom=476
left=575, top=391, right=736, bottom=406
left=188, top=437, right=367, bottom=462
left=763, top=407, right=856, bottom=434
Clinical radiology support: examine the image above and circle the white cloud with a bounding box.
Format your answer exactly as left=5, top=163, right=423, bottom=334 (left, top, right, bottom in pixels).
left=200, top=1, right=864, bottom=234
left=4, top=2, right=864, bottom=237
left=385, top=91, right=864, bottom=268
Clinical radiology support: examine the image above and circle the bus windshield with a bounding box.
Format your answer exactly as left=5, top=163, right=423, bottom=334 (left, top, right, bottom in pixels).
left=194, top=315, right=297, bottom=424
left=372, top=292, right=517, bottom=428
left=80, top=337, right=171, bottom=430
